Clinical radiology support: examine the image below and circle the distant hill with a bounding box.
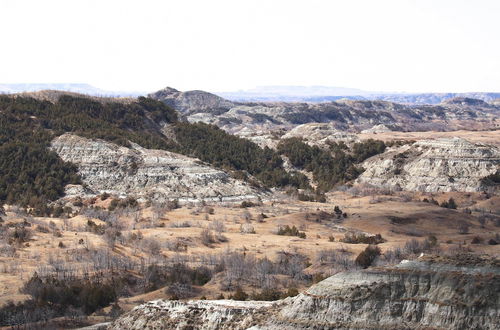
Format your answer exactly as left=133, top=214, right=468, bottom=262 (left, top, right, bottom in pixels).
left=305, top=92, right=500, bottom=105
left=0, top=83, right=144, bottom=97
left=150, top=86, right=500, bottom=133
left=216, top=86, right=500, bottom=104
left=149, top=87, right=235, bottom=115
left=218, top=85, right=373, bottom=101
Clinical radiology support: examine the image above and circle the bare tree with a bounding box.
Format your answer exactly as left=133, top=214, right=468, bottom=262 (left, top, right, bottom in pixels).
left=209, top=220, right=226, bottom=233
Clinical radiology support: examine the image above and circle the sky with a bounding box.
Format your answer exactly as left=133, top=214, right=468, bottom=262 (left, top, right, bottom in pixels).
left=0, top=0, right=499, bottom=93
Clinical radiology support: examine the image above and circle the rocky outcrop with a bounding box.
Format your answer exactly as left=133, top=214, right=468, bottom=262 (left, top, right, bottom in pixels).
left=109, top=300, right=275, bottom=330
left=109, top=256, right=500, bottom=329
left=357, top=137, right=500, bottom=192
left=282, top=123, right=358, bottom=146
left=149, top=87, right=500, bottom=134
left=50, top=134, right=261, bottom=204
left=148, top=87, right=235, bottom=115
left=360, top=124, right=394, bottom=134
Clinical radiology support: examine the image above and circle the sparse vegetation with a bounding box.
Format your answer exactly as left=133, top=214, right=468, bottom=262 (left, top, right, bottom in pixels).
left=276, top=225, right=306, bottom=239
left=277, top=138, right=386, bottom=192
left=340, top=232, right=385, bottom=244
left=440, top=198, right=457, bottom=209
left=355, top=245, right=381, bottom=268
left=458, top=221, right=470, bottom=234
left=480, top=170, right=500, bottom=187
left=173, top=122, right=310, bottom=189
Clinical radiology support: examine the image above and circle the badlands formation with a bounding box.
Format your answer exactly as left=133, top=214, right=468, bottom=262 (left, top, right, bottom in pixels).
left=357, top=137, right=500, bottom=192
left=51, top=134, right=261, bottom=204
left=150, top=87, right=500, bottom=132
left=110, top=256, right=500, bottom=330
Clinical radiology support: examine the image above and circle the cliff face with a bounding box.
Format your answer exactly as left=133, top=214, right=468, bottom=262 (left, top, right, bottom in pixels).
left=109, top=300, right=275, bottom=330
left=357, top=137, right=500, bottom=192
left=50, top=134, right=261, bottom=204
left=265, top=259, right=500, bottom=329
left=281, top=123, right=358, bottom=146
left=109, top=257, right=500, bottom=330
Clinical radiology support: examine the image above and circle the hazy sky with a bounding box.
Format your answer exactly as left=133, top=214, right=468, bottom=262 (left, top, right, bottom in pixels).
left=1, top=0, right=499, bottom=93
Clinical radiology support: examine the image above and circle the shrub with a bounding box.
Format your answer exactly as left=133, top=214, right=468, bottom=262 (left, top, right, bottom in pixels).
left=471, top=236, right=483, bottom=244
left=87, top=220, right=106, bottom=235
left=251, top=288, right=284, bottom=301
left=36, top=224, right=50, bottom=233
left=100, top=192, right=111, bottom=201
left=440, top=198, right=457, bottom=209
left=143, top=264, right=212, bottom=292
left=165, top=283, right=196, bottom=299
left=231, top=287, right=248, bottom=301
left=240, top=224, right=255, bottom=234
left=240, top=201, right=256, bottom=208
left=355, top=245, right=381, bottom=268
left=21, top=273, right=118, bottom=316
left=458, top=221, right=470, bottom=234
left=170, top=221, right=192, bottom=228
left=200, top=229, right=217, bottom=246
left=277, top=225, right=306, bottom=239
left=10, top=227, right=32, bottom=244
left=208, top=220, right=226, bottom=233
left=108, top=199, right=120, bottom=211
left=316, top=249, right=355, bottom=270
left=340, top=232, right=385, bottom=244
left=480, top=170, right=500, bottom=187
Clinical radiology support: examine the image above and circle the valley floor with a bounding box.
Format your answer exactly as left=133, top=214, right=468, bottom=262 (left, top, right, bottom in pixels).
left=1, top=189, right=499, bottom=328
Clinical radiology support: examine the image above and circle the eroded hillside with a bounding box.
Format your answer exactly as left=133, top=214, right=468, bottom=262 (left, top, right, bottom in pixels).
left=110, top=255, right=500, bottom=330
left=51, top=133, right=262, bottom=204
left=150, top=87, right=500, bottom=133
left=357, top=137, right=500, bottom=192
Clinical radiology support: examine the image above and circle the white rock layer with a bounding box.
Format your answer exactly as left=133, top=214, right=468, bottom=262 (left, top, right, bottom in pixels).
left=50, top=134, right=261, bottom=204
left=110, top=258, right=500, bottom=330
left=357, top=137, right=500, bottom=192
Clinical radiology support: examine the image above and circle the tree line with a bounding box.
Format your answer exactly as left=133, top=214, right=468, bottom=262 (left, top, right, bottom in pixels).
left=277, top=137, right=386, bottom=192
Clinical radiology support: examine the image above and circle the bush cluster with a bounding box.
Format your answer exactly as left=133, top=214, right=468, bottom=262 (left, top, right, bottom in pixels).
left=355, top=245, right=381, bottom=268
left=340, top=232, right=385, bottom=244
left=277, top=138, right=386, bottom=192
left=173, top=122, right=311, bottom=189
left=277, top=225, right=306, bottom=239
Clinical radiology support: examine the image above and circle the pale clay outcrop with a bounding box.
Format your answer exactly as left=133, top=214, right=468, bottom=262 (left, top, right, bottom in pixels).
left=109, top=258, right=500, bottom=330
left=360, top=124, right=393, bottom=134
left=149, top=87, right=500, bottom=134
left=357, top=137, right=500, bottom=192
left=282, top=123, right=358, bottom=146
left=50, top=134, right=262, bottom=204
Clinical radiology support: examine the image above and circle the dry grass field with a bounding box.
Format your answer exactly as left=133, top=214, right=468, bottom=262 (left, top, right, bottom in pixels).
left=1, top=188, right=499, bottom=320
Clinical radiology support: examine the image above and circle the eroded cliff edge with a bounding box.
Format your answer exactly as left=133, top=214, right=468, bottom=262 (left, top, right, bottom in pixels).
left=357, top=137, right=500, bottom=192
left=50, top=133, right=262, bottom=204
left=109, top=256, right=500, bottom=330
